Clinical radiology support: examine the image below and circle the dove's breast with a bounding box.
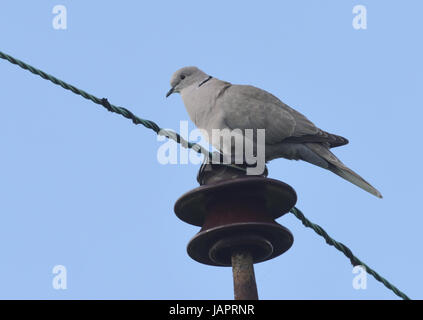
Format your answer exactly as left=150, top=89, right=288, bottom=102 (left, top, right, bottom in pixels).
left=181, top=80, right=229, bottom=134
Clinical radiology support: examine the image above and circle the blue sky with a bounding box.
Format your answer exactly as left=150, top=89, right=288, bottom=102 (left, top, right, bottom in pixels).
left=0, top=1, right=421, bottom=299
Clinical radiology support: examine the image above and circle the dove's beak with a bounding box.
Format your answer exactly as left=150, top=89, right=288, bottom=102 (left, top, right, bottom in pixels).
left=166, top=87, right=175, bottom=98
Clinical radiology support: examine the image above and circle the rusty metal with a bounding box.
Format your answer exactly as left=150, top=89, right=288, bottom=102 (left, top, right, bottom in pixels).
left=174, top=163, right=297, bottom=299
left=231, top=250, right=258, bottom=300
left=210, top=235, right=273, bottom=266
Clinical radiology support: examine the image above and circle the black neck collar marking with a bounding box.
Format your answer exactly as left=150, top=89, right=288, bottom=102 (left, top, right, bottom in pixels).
left=198, top=75, right=213, bottom=87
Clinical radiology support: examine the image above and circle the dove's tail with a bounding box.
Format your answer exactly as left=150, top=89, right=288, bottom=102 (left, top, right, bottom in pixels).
left=329, top=164, right=383, bottom=198
left=304, top=143, right=383, bottom=198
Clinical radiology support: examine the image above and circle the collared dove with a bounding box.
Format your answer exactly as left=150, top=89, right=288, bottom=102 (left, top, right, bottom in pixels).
left=166, top=66, right=382, bottom=198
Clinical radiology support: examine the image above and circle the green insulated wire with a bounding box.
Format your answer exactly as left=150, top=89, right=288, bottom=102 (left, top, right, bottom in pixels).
left=0, top=50, right=411, bottom=300
left=289, top=207, right=410, bottom=300
left=0, top=51, right=211, bottom=158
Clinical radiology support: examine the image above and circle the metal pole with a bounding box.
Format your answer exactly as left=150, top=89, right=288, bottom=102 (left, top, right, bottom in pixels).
left=231, top=250, right=259, bottom=300
left=175, top=164, right=296, bottom=299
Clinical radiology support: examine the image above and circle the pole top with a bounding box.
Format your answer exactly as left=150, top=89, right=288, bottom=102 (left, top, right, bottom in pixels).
left=174, top=163, right=296, bottom=266
left=174, top=163, right=297, bottom=227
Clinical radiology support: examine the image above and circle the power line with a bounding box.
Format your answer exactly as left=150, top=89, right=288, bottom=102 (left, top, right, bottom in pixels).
left=290, top=207, right=410, bottom=300
left=0, top=51, right=209, bottom=157
left=0, top=50, right=411, bottom=300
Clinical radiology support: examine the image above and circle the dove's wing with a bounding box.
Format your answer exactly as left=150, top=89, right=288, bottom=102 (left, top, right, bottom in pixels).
left=218, top=84, right=348, bottom=147
left=218, top=85, right=319, bottom=144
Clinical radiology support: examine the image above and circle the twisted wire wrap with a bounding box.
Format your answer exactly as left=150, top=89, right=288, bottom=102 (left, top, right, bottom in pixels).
left=0, top=50, right=410, bottom=300
left=290, top=207, right=410, bottom=300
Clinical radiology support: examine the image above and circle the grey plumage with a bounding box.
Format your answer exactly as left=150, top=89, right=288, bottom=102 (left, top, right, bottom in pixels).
left=166, top=66, right=382, bottom=198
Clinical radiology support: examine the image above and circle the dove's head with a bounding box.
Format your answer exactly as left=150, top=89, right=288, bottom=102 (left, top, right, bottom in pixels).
left=166, top=66, right=209, bottom=97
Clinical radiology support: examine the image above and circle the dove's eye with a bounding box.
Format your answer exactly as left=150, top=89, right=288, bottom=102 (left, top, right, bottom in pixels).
left=180, top=75, right=186, bottom=80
